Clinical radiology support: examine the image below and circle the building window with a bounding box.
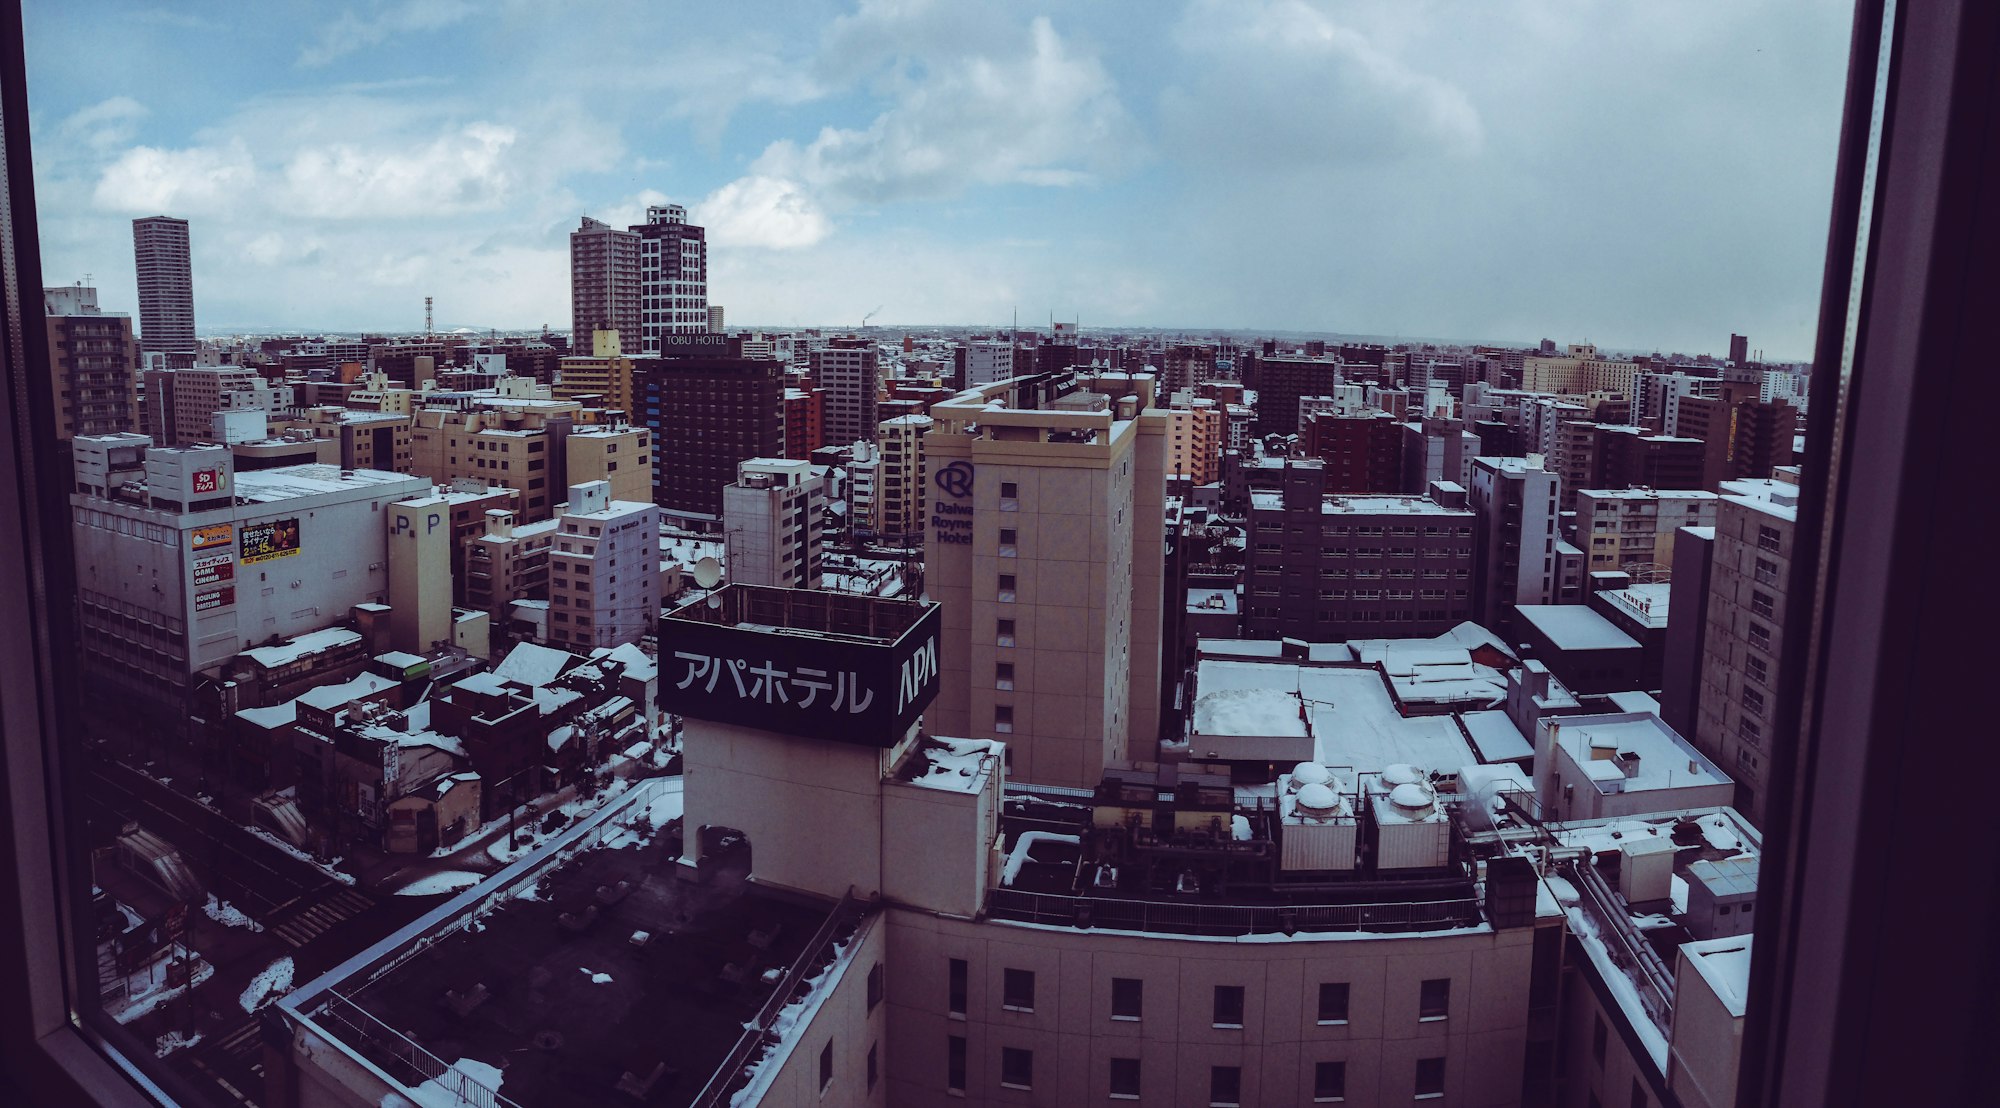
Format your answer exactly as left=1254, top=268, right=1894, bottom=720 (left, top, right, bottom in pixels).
left=1003, top=967, right=1034, bottom=1010
left=1000, top=1046, right=1033, bottom=1090
left=1631, top=1078, right=1649, bottom=1108
left=1209, top=1065, right=1241, bottom=1107
left=948, top=1035, right=967, bottom=1092
left=1318, top=982, right=1350, bottom=1024
left=1594, top=1014, right=1608, bottom=1065
left=1751, top=589, right=1776, bottom=618
left=1112, top=976, right=1142, bottom=1020
left=1758, top=524, right=1782, bottom=552
left=1748, top=621, right=1772, bottom=651
left=1415, top=1056, right=1446, bottom=1098
left=1315, top=1060, right=1347, bottom=1102
left=819, top=1040, right=833, bottom=1092
left=998, top=573, right=1016, bottom=602
left=1109, top=1057, right=1141, bottom=1099
left=868, top=1043, right=878, bottom=1092
left=1419, top=978, right=1450, bottom=1020
left=997, top=618, right=1015, bottom=647
left=1213, top=984, right=1245, bottom=1027
left=949, top=958, right=967, bottom=1015
left=1742, top=686, right=1767, bottom=716
left=1745, top=653, right=1770, bottom=686
left=1000, top=481, right=1019, bottom=511
left=867, top=962, right=884, bottom=1012
left=995, top=662, right=1014, bottom=691
left=999, top=527, right=1017, bottom=556
left=994, top=706, right=1014, bottom=734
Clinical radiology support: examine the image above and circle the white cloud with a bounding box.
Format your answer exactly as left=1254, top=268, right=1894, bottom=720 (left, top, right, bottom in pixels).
left=281, top=122, right=517, bottom=219
left=1161, top=0, right=1483, bottom=164
left=60, top=97, right=150, bottom=153
left=694, top=176, right=831, bottom=250
left=298, top=0, right=482, bottom=68
left=753, top=16, right=1138, bottom=208
left=92, top=140, right=256, bottom=214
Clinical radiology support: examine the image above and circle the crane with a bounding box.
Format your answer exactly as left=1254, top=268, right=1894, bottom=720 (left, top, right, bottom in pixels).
left=861, top=305, right=883, bottom=328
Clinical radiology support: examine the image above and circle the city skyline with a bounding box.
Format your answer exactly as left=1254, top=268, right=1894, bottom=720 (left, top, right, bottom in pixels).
left=26, top=0, right=1847, bottom=358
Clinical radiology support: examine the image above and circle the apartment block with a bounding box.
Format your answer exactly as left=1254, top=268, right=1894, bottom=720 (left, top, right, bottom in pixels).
left=634, top=203, right=709, bottom=352
left=569, top=215, right=640, bottom=348
left=143, top=366, right=287, bottom=447
left=783, top=387, right=825, bottom=459
left=1574, top=489, right=1719, bottom=577
left=1469, top=455, right=1563, bottom=645
left=554, top=329, right=637, bottom=416
left=723, top=459, right=827, bottom=589
left=43, top=285, right=139, bottom=439
left=548, top=480, right=661, bottom=650
left=1519, top=343, right=1642, bottom=395
left=815, top=337, right=882, bottom=447
left=877, top=414, right=931, bottom=546
left=132, top=215, right=195, bottom=362
left=1253, top=354, right=1342, bottom=436
left=1693, top=478, right=1798, bottom=824
left=462, top=509, right=560, bottom=617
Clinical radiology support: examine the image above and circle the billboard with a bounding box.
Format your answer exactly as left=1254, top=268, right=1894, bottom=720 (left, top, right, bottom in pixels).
left=240, top=518, right=301, bottom=564
left=191, top=523, right=233, bottom=551
left=660, top=600, right=942, bottom=748
left=195, top=587, right=235, bottom=612
left=192, top=552, right=234, bottom=587
left=190, top=467, right=224, bottom=495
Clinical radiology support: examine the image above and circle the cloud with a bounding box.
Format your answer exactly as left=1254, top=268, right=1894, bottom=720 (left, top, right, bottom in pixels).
left=752, top=16, right=1139, bottom=208
left=59, top=97, right=150, bottom=153
left=92, top=140, right=256, bottom=214
left=281, top=122, right=517, bottom=219
left=1161, top=0, right=1483, bottom=164
left=695, top=176, right=831, bottom=250
left=298, top=0, right=481, bottom=68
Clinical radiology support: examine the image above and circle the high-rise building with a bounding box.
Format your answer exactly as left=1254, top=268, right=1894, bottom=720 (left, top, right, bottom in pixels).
left=1469, top=455, right=1563, bottom=644
left=632, top=203, right=708, bottom=353
left=553, top=329, right=637, bottom=416
left=924, top=371, right=1169, bottom=788
left=782, top=387, right=825, bottom=460
left=1253, top=354, right=1342, bottom=435
left=1573, top=489, right=1720, bottom=578
left=131, top=215, right=195, bottom=364
left=706, top=304, right=724, bottom=334
left=963, top=339, right=1014, bottom=386
left=142, top=366, right=287, bottom=447
left=722, top=459, right=826, bottom=589
left=641, top=350, right=786, bottom=523
left=568, top=215, right=639, bottom=349
left=42, top=285, right=138, bottom=439
left=1520, top=343, right=1642, bottom=395
left=1301, top=409, right=1404, bottom=493
left=814, top=336, right=881, bottom=447
left=1692, top=476, right=1798, bottom=824
left=1242, top=459, right=1475, bottom=640
left=877, top=413, right=931, bottom=546
left=1729, top=332, right=1749, bottom=365
left=548, top=479, right=661, bottom=650
left=1163, top=392, right=1223, bottom=486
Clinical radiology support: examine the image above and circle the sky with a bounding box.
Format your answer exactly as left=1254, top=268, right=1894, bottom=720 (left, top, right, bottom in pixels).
left=25, top=0, right=1853, bottom=358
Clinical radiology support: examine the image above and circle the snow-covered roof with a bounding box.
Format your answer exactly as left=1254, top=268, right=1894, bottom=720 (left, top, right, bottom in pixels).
left=451, top=671, right=516, bottom=698
left=1192, top=659, right=1476, bottom=774
left=492, top=642, right=576, bottom=687
left=1680, top=936, right=1752, bottom=1018
left=241, top=627, right=361, bottom=669
left=595, top=642, right=658, bottom=683
left=1460, top=710, right=1533, bottom=762
left=1518, top=605, right=1642, bottom=653
left=296, top=671, right=398, bottom=712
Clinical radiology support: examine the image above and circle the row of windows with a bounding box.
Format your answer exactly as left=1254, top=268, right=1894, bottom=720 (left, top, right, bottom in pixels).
left=951, top=1041, right=1430, bottom=1103
left=962, top=963, right=1445, bottom=1024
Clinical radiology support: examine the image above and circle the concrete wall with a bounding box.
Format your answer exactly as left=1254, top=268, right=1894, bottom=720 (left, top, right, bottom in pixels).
left=742, top=912, right=891, bottom=1108
left=883, top=911, right=1535, bottom=1108
left=880, top=762, right=1002, bottom=919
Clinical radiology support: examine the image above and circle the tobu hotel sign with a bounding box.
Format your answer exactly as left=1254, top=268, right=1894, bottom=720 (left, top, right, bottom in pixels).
left=660, top=600, right=943, bottom=748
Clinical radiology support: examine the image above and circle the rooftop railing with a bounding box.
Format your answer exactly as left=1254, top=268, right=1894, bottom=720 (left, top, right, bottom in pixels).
left=986, top=887, right=1482, bottom=938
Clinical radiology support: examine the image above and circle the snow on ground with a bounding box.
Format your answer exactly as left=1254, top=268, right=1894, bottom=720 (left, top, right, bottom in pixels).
left=1002, top=832, right=1080, bottom=887
left=247, top=826, right=356, bottom=885
left=393, top=871, right=485, bottom=897
left=154, top=1031, right=202, bottom=1057
left=239, top=955, right=295, bottom=1013
left=600, top=782, right=685, bottom=851
left=1697, top=813, right=1747, bottom=852
left=109, top=958, right=214, bottom=1025
left=403, top=1057, right=506, bottom=1108
left=580, top=968, right=614, bottom=984
left=203, top=894, right=264, bottom=932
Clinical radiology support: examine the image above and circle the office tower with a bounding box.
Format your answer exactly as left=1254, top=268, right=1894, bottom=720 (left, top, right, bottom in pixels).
left=569, top=215, right=640, bottom=349
left=1242, top=458, right=1475, bottom=639
left=1693, top=476, right=1798, bottom=824
left=131, top=216, right=195, bottom=363
left=1469, top=455, right=1563, bottom=643
left=548, top=480, right=662, bottom=649
left=963, top=339, right=1014, bottom=386
left=924, top=371, right=1169, bottom=788
left=722, top=459, right=826, bottom=588
left=1252, top=353, right=1342, bottom=435
left=876, top=413, right=931, bottom=545
left=641, top=350, right=786, bottom=523
left=42, top=285, right=138, bottom=439
left=1729, top=332, right=1749, bottom=365
left=814, top=336, right=881, bottom=447
left=632, top=203, right=708, bottom=354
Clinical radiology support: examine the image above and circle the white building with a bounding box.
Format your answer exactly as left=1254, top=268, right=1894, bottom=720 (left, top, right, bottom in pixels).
left=1469, top=455, right=1562, bottom=643
left=549, top=480, right=661, bottom=650
left=723, top=459, right=827, bottom=589
left=69, top=436, right=430, bottom=706
left=964, top=340, right=1014, bottom=386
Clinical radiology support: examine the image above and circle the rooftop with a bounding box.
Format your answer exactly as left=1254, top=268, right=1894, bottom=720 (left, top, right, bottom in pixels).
left=1598, top=583, right=1672, bottom=628
left=1546, top=712, right=1730, bottom=795
left=1189, top=658, right=1476, bottom=774
left=1518, top=605, right=1643, bottom=652
left=233, top=464, right=427, bottom=503
left=665, top=583, right=930, bottom=645
left=239, top=627, right=362, bottom=669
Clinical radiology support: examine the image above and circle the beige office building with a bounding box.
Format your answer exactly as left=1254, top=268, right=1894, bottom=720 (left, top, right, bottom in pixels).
left=554, top=329, right=637, bottom=416
left=923, top=371, right=1168, bottom=789
left=1574, top=489, right=1720, bottom=578
left=1520, top=344, right=1641, bottom=397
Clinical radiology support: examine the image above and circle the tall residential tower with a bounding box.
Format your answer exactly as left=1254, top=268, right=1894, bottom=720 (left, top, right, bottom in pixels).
left=131, top=216, right=194, bottom=364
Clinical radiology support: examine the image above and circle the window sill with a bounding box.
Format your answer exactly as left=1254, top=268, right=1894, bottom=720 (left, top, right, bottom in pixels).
left=1001, top=1004, right=1033, bottom=1014
left=1110, top=1014, right=1141, bottom=1022
left=1110, top=1095, right=1140, bottom=1102
left=1418, top=1015, right=1448, bottom=1023
left=946, top=1088, right=966, bottom=1098
left=1314, top=1099, right=1346, bottom=1104
left=1415, top=1094, right=1444, bottom=1101
left=1316, top=1019, right=1349, bottom=1027
left=1000, top=1082, right=1032, bottom=1092
left=948, top=1011, right=966, bottom=1021
left=1212, top=1023, right=1243, bottom=1030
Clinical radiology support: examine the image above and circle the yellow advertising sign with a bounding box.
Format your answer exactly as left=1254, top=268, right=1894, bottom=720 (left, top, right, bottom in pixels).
left=240, top=518, right=301, bottom=565
left=191, top=523, right=233, bottom=551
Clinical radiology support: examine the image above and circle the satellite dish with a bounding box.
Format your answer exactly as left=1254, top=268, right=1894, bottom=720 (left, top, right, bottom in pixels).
left=705, top=595, right=722, bottom=610
left=692, top=557, right=722, bottom=589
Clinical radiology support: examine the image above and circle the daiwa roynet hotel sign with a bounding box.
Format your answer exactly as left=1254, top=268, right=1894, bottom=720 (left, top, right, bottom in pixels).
left=660, top=584, right=941, bottom=748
